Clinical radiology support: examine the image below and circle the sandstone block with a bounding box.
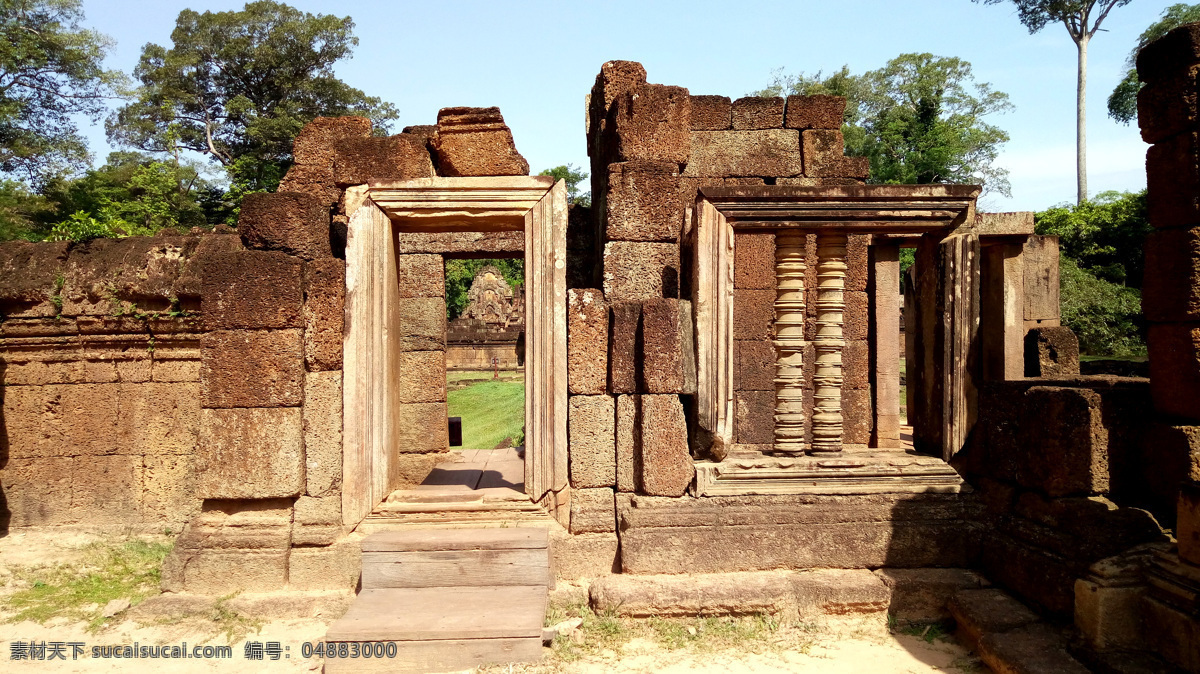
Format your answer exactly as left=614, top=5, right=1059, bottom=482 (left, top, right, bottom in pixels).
left=433, top=107, right=529, bottom=176
left=1149, top=323, right=1200, bottom=420
left=678, top=176, right=765, bottom=212
left=396, top=296, right=446, bottom=351
left=785, top=95, right=846, bottom=130
left=570, top=487, right=617, bottom=534
left=1148, top=131, right=1200, bottom=228
left=396, top=254, right=445, bottom=298
left=1143, top=423, right=1200, bottom=523
left=640, top=298, right=696, bottom=395
left=0, top=239, right=69, bottom=317
left=1, top=457, right=74, bottom=526
left=845, top=291, right=868, bottom=341
left=736, top=390, right=775, bottom=445
left=196, top=407, right=304, bottom=499
left=291, top=116, right=373, bottom=165
left=237, top=192, right=331, bottom=260
left=304, top=371, right=343, bottom=498
left=588, top=60, right=648, bottom=156
left=734, top=289, right=774, bottom=341
left=640, top=394, right=693, bottom=496
left=566, top=202, right=595, bottom=252
left=288, top=537, right=361, bottom=591
left=2, top=383, right=123, bottom=458
left=293, top=494, right=343, bottom=546
left=333, top=134, right=435, bottom=185
left=977, top=625, right=1091, bottom=674
left=802, top=130, right=869, bottom=178
left=395, top=351, right=447, bottom=403
left=735, top=340, right=776, bottom=392
left=609, top=84, right=691, bottom=165
left=1143, top=226, right=1200, bottom=322
left=162, top=549, right=289, bottom=594
left=391, top=453, right=442, bottom=487
left=569, top=395, right=616, bottom=488
left=1023, top=235, right=1061, bottom=321
left=569, top=289, right=609, bottom=395
left=276, top=163, right=340, bottom=208
left=616, top=394, right=641, bottom=492
left=732, top=97, right=785, bottom=130
left=1017, top=387, right=1107, bottom=496
left=605, top=161, right=683, bottom=242
left=1138, top=22, right=1200, bottom=84
left=1138, top=66, right=1200, bottom=145
left=201, top=329, right=304, bottom=408
left=846, top=233, right=869, bottom=292
left=843, top=386, right=872, bottom=445
left=550, top=531, right=619, bottom=580
left=947, top=588, right=1039, bottom=651
left=1143, top=594, right=1200, bottom=673
left=71, top=455, right=141, bottom=525
left=976, top=212, right=1036, bottom=236
left=118, top=382, right=200, bottom=456
left=303, top=258, right=345, bottom=371
left=1024, top=326, right=1080, bottom=377
left=141, top=454, right=197, bottom=525
left=398, top=231, right=524, bottom=255
left=151, top=357, right=200, bottom=383
left=875, top=568, right=989, bottom=624
left=591, top=570, right=795, bottom=618
left=684, top=129, right=803, bottom=177
left=395, top=403, right=448, bottom=454
left=689, top=95, right=732, bottom=130
left=844, top=339, right=869, bottom=390
left=734, top=232, right=775, bottom=290
left=602, top=242, right=680, bottom=302
left=201, top=251, right=302, bottom=330
left=608, top=302, right=641, bottom=394
left=1180, top=481, right=1200, bottom=565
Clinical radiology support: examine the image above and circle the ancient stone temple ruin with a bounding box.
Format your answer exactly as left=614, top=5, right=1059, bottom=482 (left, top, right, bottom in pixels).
left=6, top=24, right=1200, bottom=671
left=445, top=266, right=525, bottom=370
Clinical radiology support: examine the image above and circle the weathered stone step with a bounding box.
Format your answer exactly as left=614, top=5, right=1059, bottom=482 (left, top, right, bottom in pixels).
left=949, top=588, right=1090, bottom=674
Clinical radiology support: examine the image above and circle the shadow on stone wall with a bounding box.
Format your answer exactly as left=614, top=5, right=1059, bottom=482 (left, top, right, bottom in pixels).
left=0, top=360, right=9, bottom=536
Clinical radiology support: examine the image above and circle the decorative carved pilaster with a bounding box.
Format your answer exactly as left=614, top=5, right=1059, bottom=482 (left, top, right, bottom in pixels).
left=773, top=232, right=807, bottom=456
left=811, top=233, right=847, bottom=454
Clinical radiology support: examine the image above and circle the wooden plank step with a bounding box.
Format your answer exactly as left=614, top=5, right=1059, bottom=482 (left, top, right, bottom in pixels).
left=362, top=549, right=549, bottom=589
left=325, top=586, right=547, bottom=642
left=322, top=637, right=541, bottom=673
left=362, top=527, right=548, bottom=552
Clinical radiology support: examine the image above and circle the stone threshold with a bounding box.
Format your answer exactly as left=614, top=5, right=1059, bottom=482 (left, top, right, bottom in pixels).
left=693, top=450, right=965, bottom=496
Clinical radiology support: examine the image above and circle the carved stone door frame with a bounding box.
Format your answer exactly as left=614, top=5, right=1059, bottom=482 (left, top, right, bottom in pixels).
left=341, top=177, right=568, bottom=526
left=691, top=185, right=979, bottom=495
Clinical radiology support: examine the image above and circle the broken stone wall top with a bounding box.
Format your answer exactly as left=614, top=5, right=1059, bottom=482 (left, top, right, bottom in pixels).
left=433, top=107, right=530, bottom=177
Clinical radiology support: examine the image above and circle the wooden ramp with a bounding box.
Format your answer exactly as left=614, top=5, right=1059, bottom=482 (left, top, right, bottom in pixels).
left=323, top=528, right=549, bottom=673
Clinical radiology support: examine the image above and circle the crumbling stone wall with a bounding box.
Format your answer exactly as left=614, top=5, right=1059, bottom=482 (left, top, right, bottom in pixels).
left=0, top=233, right=238, bottom=530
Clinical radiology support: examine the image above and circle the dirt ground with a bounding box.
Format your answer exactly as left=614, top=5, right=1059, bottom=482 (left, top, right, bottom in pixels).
left=1, top=530, right=980, bottom=673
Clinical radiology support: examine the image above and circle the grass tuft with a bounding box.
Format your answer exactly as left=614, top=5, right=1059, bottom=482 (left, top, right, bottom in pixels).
left=3, top=539, right=173, bottom=631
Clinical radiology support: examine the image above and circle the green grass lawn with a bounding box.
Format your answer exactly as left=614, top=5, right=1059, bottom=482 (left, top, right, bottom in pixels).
left=448, top=379, right=525, bottom=450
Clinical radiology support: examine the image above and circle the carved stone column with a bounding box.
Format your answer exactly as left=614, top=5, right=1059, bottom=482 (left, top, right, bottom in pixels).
left=811, top=232, right=846, bottom=454
left=773, top=232, right=807, bottom=455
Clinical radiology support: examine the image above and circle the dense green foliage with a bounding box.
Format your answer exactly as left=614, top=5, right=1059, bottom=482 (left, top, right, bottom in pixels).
left=109, top=1, right=397, bottom=195
left=1058, top=255, right=1145, bottom=356
left=1035, top=190, right=1150, bottom=287
left=1035, top=190, right=1150, bottom=356
left=0, top=0, right=125, bottom=187
left=444, top=258, right=525, bottom=321
left=0, top=152, right=228, bottom=241
left=538, top=164, right=590, bottom=206
left=757, top=54, right=1012, bottom=196
left=1108, top=3, right=1200, bottom=124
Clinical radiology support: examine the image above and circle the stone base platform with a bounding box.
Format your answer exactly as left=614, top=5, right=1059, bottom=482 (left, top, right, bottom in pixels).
left=694, top=450, right=964, bottom=496
left=1143, top=550, right=1200, bottom=672
left=617, top=492, right=983, bottom=574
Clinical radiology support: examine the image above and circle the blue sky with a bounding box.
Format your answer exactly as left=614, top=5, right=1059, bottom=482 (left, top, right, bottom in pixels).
left=80, top=0, right=1177, bottom=211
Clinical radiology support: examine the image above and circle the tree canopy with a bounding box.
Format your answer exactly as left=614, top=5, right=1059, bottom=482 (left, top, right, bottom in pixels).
left=1034, top=190, right=1150, bottom=287
left=1108, top=3, right=1200, bottom=124
left=758, top=53, right=1013, bottom=196
left=538, top=164, right=590, bottom=206
left=108, top=0, right=398, bottom=194
left=0, top=0, right=124, bottom=187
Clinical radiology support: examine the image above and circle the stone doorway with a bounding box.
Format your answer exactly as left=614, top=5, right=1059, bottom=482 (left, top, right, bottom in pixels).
left=340, top=177, right=568, bottom=527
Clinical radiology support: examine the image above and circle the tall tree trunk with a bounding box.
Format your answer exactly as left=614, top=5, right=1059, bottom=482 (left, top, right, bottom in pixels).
left=1076, top=32, right=1089, bottom=205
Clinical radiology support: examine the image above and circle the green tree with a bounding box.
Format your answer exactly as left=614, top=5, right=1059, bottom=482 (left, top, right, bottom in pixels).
left=1035, top=190, right=1150, bottom=287
left=974, top=0, right=1133, bottom=204
left=758, top=54, right=1012, bottom=196
left=0, top=0, right=124, bottom=187
left=1108, top=3, right=1200, bottom=124
left=1058, top=255, right=1145, bottom=356
left=0, top=179, right=52, bottom=240
left=538, top=164, right=590, bottom=206
left=108, top=1, right=398, bottom=194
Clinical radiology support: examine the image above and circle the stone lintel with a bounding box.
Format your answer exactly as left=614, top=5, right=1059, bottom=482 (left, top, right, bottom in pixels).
left=693, top=453, right=964, bottom=496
